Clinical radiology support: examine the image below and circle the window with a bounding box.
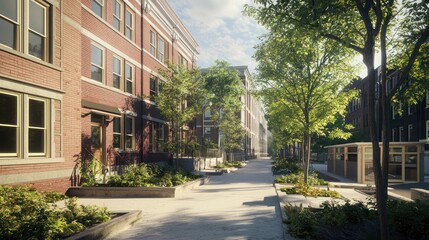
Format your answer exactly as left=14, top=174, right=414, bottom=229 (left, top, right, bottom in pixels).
left=0, top=92, right=19, bottom=157
left=125, top=62, right=134, bottom=94
left=112, top=57, right=121, bottom=89
left=0, top=0, right=50, bottom=61
left=91, top=0, right=103, bottom=18
left=178, top=54, right=188, bottom=68
left=426, top=90, right=429, bottom=108
left=150, top=31, right=156, bottom=56
left=124, top=8, right=134, bottom=41
left=204, top=127, right=211, bottom=139
left=0, top=90, right=50, bottom=158
left=204, top=109, right=211, bottom=120
left=392, top=105, right=395, bottom=119
left=28, top=98, right=46, bottom=155
left=125, top=117, right=134, bottom=149
left=392, top=128, right=395, bottom=142
left=157, top=37, right=165, bottom=62
left=91, top=44, right=104, bottom=82
left=399, top=126, right=404, bottom=142
left=149, top=30, right=167, bottom=63
left=112, top=0, right=121, bottom=31
left=149, top=122, right=167, bottom=152
left=407, top=105, right=412, bottom=115
left=408, top=124, right=413, bottom=142
left=150, top=76, right=158, bottom=101
left=112, top=117, right=121, bottom=148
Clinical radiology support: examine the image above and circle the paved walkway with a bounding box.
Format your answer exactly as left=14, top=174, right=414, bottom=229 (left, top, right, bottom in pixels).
left=77, top=158, right=284, bottom=240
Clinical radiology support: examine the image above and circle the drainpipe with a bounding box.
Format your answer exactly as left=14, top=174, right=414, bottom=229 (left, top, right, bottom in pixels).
left=140, top=1, right=145, bottom=163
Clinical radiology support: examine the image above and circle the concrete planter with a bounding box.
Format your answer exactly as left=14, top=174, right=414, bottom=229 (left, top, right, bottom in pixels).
left=66, top=176, right=210, bottom=198
left=64, top=210, right=142, bottom=240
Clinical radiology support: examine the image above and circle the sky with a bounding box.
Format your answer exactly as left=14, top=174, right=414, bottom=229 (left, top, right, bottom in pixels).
left=167, top=0, right=266, bottom=74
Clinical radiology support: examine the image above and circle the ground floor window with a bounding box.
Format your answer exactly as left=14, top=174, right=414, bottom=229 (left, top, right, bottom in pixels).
left=149, top=121, right=167, bottom=152
left=0, top=90, right=50, bottom=158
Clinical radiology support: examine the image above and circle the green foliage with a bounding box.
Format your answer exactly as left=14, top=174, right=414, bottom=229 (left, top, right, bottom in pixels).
left=284, top=205, right=317, bottom=239
left=387, top=200, right=429, bottom=238
left=106, top=163, right=201, bottom=187
left=220, top=111, right=245, bottom=152
left=281, top=176, right=340, bottom=198
left=0, top=185, right=110, bottom=239
left=80, top=157, right=102, bottom=187
left=156, top=63, right=205, bottom=159
left=275, top=172, right=329, bottom=186
left=272, top=157, right=301, bottom=174
left=213, top=161, right=245, bottom=169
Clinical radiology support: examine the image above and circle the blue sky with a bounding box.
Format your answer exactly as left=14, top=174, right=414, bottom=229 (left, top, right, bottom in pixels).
left=167, top=0, right=266, bottom=74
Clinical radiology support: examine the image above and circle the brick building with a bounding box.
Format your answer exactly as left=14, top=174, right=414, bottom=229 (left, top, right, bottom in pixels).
left=0, top=0, right=198, bottom=192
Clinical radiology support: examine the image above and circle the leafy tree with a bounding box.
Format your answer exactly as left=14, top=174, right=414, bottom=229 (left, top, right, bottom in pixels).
left=156, top=64, right=205, bottom=168
left=245, top=1, right=429, bottom=238
left=253, top=28, right=357, bottom=184
left=219, top=111, right=245, bottom=161
left=202, top=60, right=244, bottom=149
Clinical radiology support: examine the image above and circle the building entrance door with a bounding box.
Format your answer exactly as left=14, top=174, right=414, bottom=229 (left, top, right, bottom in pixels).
left=91, top=114, right=104, bottom=164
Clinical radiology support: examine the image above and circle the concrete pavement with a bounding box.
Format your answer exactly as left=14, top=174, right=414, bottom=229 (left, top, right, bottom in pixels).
left=77, top=158, right=284, bottom=240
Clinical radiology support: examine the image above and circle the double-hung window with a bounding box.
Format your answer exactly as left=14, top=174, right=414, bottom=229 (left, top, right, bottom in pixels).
left=408, top=124, right=413, bottom=142
left=112, top=117, right=121, bottom=148
left=125, top=8, right=134, bottom=41
left=91, top=0, right=103, bottom=18
left=0, top=90, right=50, bottom=158
left=112, top=0, right=122, bottom=31
left=125, top=117, right=134, bottom=149
left=150, top=76, right=158, bottom=101
left=125, top=62, right=134, bottom=94
left=0, top=0, right=50, bottom=61
left=91, top=44, right=104, bottom=82
left=149, top=30, right=167, bottom=63
left=112, top=57, right=122, bottom=89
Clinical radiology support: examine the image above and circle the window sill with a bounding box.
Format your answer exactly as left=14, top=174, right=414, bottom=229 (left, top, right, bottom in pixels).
left=0, top=157, right=64, bottom=166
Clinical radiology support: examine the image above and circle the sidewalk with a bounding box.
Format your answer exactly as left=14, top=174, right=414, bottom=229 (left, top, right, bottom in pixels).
left=77, top=158, right=284, bottom=240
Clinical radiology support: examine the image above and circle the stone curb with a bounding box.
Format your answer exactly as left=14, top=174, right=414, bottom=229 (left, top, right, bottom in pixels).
left=67, top=176, right=210, bottom=198
left=273, top=182, right=299, bottom=240
left=64, top=210, right=142, bottom=240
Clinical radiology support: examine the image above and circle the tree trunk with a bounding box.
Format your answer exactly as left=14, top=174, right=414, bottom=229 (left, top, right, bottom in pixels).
left=303, top=130, right=311, bottom=184
left=364, top=52, right=388, bottom=240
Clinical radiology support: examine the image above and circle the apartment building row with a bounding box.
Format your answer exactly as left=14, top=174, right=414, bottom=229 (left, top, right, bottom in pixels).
left=195, top=66, right=269, bottom=160
left=332, top=68, right=429, bottom=183
left=0, top=0, right=198, bottom=192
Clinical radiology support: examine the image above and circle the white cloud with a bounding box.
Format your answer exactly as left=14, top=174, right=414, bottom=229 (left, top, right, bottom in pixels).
left=168, top=0, right=266, bottom=74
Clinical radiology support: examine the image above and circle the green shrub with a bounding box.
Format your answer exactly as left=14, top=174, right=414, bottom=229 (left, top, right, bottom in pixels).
left=387, top=200, right=429, bottom=238
left=272, top=157, right=301, bottom=174
left=106, top=163, right=201, bottom=187
left=285, top=205, right=317, bottom=239
left=280, top=177, right=340, bottom=198
left=275, top=172, right=329, bottom=186
left=0, top=185, right=110, bottom=239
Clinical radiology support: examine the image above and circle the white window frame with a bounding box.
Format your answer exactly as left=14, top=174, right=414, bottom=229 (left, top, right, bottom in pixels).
left=124, top=7, right=134, bottom=41
left=112, top=0, right=122, bottom=31
left=392, top=105, right=395, bottom=120
left=91, top=0, right=104, bottom=18
left=112, top=56, right=122, bottom=89
left=0, top=91, right=20, bottom=157
left=112, top=117, right=122, bottom=149
left=0, top=0, right=50, bottom=62
left=392, top=128, right=395, bottom=142
left=0, top=90, right=50, bottom=159
left=27, top=96, right=47, bottom=157
left=149, top=30, right=156, bottom=56
left=90, top=43, right=104, bottom=83
left=157, top=36, right=165, bottom=62
left=125, top=116, right=134, bottom=149
left=125, top=62, right=134, bottom=94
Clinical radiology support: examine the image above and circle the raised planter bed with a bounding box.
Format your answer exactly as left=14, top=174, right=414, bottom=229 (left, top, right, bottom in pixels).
left=66, top=176, right=209, bottom=198
left=64, top=210, right=142, bottom=240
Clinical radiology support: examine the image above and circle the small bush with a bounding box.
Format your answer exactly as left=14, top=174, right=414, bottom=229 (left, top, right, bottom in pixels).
left=280, top=177, right=340, bottom=198
left=0, top=185, right=110, bottom=239
left=106, top=163, right=201, bottom=187
left=387, top=200, right=429, bottom=238
left=275, top=172, right=329, bottom=186
left=285, top=205, right=317, bottom=238
left=272, top=157, right=301, bottom=174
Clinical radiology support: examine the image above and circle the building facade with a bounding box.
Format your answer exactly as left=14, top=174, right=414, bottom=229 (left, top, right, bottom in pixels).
left=343, top=68, right=429, bottom=182
left=0, top=0, right=198, bottom=192
left=197, top=66, right=269, bottom=160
